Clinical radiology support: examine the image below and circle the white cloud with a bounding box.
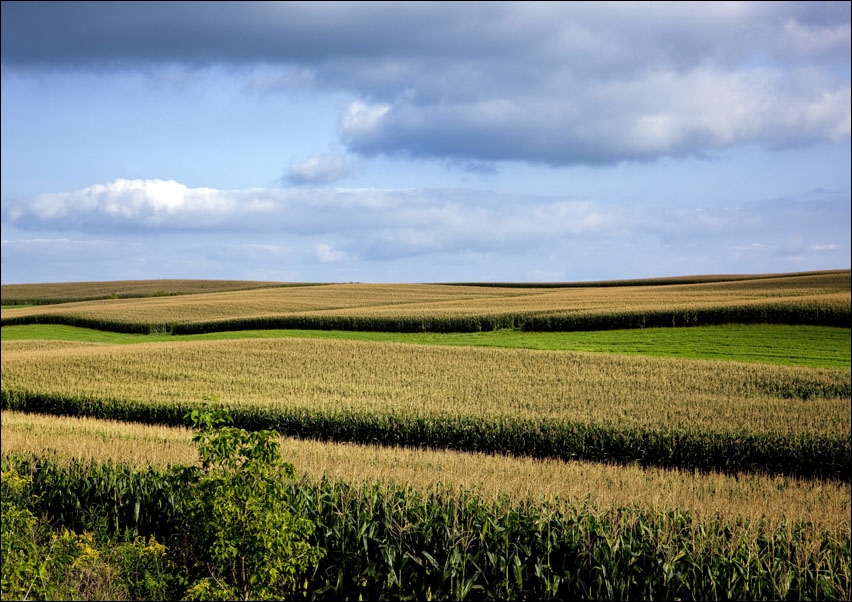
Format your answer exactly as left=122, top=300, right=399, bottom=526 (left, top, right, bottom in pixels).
left=344, top=66, right=851, bottom=164
left=285, top=152, right=355, bottom=185
left=5, top=180, right=848, bottom=262
left=0, top=237, right=115, bottom=255
left=782, top=18, right=852, bottom=57
left=314, top=243, right=347, bottom=263
left=24, top=179, right=234, bottom=224
left=341, top=101, right=391, bottom=137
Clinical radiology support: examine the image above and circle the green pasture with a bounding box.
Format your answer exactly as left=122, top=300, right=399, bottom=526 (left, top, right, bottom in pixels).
left=2, top=323, right=849, bottom=369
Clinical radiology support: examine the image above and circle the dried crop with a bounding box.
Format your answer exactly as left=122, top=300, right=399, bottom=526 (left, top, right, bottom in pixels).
left=2, top=410, right=849, bottom=534
left=2, top=271, right=848, bottom=333
left=0, top=278, right=299, bottom=305
left=3, top=337, right=849, bottom=478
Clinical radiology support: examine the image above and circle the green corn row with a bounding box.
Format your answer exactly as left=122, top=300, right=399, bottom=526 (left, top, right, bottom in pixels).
left=3, top=454, right=177, bottom=537
left=4, top=453, right=850, bottom=600
left=440, top=270, right=850, bottom=288
left=4, top=390, right=849, bottom=482
left=303, top=480, right=852, bottom=601
left=169, top=303, right=852, bottom=334
left=0, top=313, right=161, bottom=334
left=2, top=298, right=849, bottom=334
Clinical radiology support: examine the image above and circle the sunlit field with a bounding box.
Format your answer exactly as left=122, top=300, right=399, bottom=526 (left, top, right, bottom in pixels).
left=3, top=410, right=849, bottom=534
left=2, top=271, right=848, bottom=335
left=2, top=322, right=849, bottom=368
left=3, top=272, right=850, bottom=600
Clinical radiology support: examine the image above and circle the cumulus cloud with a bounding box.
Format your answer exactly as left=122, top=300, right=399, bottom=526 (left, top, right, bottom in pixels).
left=2, top=2, right=848, bottom=166
left=4, top=179, right=848, bottom=266
left=5, top=179, right=273, bottom=229
left=3, top=177, right=848, bottom=283
left=342, top=67, right=851, bottom=164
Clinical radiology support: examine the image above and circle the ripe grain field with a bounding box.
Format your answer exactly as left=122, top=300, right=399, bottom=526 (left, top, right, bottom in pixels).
left=3, top=410, right=849, bottom=534
left=0, top=278, right=309, bottom=305
left=2, top=272, right=850, bottom=599
left=2, top=271, right=848, bottom=334
left=2, top=335, right=848, bottom=437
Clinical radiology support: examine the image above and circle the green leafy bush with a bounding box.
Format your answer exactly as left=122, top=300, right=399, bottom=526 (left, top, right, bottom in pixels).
left=1, top=465, right=40, bottom=599
left=172, top=403, right=325, bottom=601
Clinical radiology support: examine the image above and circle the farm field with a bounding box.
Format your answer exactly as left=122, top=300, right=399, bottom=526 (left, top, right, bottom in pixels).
left=3, top=337, right=849, bottom=440
left=2, top=271, right=850, bottom=599
left=1, top=322, right=850, bottom=368
left=0, top=278, right=306, bottom=305
left=3, top=410, right=850, bottom=532
left=1, top=270, right=835, bottom=305
left=2, top=270, right=849, bottom=334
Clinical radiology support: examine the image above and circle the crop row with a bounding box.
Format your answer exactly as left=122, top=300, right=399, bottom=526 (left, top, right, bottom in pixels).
left=5, top=410, right=849, bottom=531
left=171, top=299, right=852, bottom=333
left=2, top=299, right=849, bottom=334
left=0, top=278, right=305, bottom=305
left=2, top=272, right=848, bottom=334
left=4, top=452, right=849, bottom=600
left=440, top=269, right=848, bottom=288
left=4, top=270, right=840, bottom=304
left=3, top=338, right=847, bottom=438
left=3, top=390, right=849, bottom=482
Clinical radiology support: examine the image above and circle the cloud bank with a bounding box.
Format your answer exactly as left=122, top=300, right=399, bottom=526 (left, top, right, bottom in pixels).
left=3, top=179, right=848, bottom=278
left=3, top=1, right=849, bottom=166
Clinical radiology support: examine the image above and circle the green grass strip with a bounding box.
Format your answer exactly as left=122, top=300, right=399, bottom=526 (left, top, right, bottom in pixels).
left=2, top=323, right=849, bottom=368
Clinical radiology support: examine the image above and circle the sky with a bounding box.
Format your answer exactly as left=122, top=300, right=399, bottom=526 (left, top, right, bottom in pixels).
left=1, top=1, right=850, bottom=284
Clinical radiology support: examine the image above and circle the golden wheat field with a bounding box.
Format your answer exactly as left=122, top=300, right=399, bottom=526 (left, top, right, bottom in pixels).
left=2, top=337, right=849, bottom=438
left=2, top=410, right=849, bottom=536
left=2, top=271, right=848, bottom=329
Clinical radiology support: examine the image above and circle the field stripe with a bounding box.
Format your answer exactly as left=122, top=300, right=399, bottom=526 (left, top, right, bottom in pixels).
left=2, top=323, right=849, bottom=368
left=3, top=389, right=848, bottom=482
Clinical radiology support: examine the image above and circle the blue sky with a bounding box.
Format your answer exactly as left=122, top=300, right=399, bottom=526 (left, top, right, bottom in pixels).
left=1, top=1, right=849, bottom=284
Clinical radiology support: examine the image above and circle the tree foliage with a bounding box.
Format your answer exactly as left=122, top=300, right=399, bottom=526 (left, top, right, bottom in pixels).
left=174, top=401, right=324, bottom=601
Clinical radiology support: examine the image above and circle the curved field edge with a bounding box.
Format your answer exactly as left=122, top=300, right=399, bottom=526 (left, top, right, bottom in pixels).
left=3, top=390, right=849, bottom=482
left=2, top=323, right=849, bottom=368
left=4, top=452, right=850, bottom=601
left=0, top=279, right=321, bottom=305
left=438, top=269, right=851, bottom=288
left=4, top=410, right=849, bottom=532
left=2, top=298, right=849, bottom=334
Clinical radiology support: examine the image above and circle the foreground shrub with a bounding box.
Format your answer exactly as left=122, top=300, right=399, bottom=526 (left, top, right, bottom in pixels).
left=1, top=465, right=171, bottom=601
left=171, top=404, right=325, bottom=601
left=1, top=465, right=40, bottom=599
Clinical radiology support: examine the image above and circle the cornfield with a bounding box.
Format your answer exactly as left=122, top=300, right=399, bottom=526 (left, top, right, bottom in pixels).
left=2, top=337, right=849, bottom=480
left=2, top=271, right=850, bottom=599
left=2, top=271, right=849, bottom=334
left=3, top=452, right=849, bottom=600
left=3, top=410, right=849, bottom=533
